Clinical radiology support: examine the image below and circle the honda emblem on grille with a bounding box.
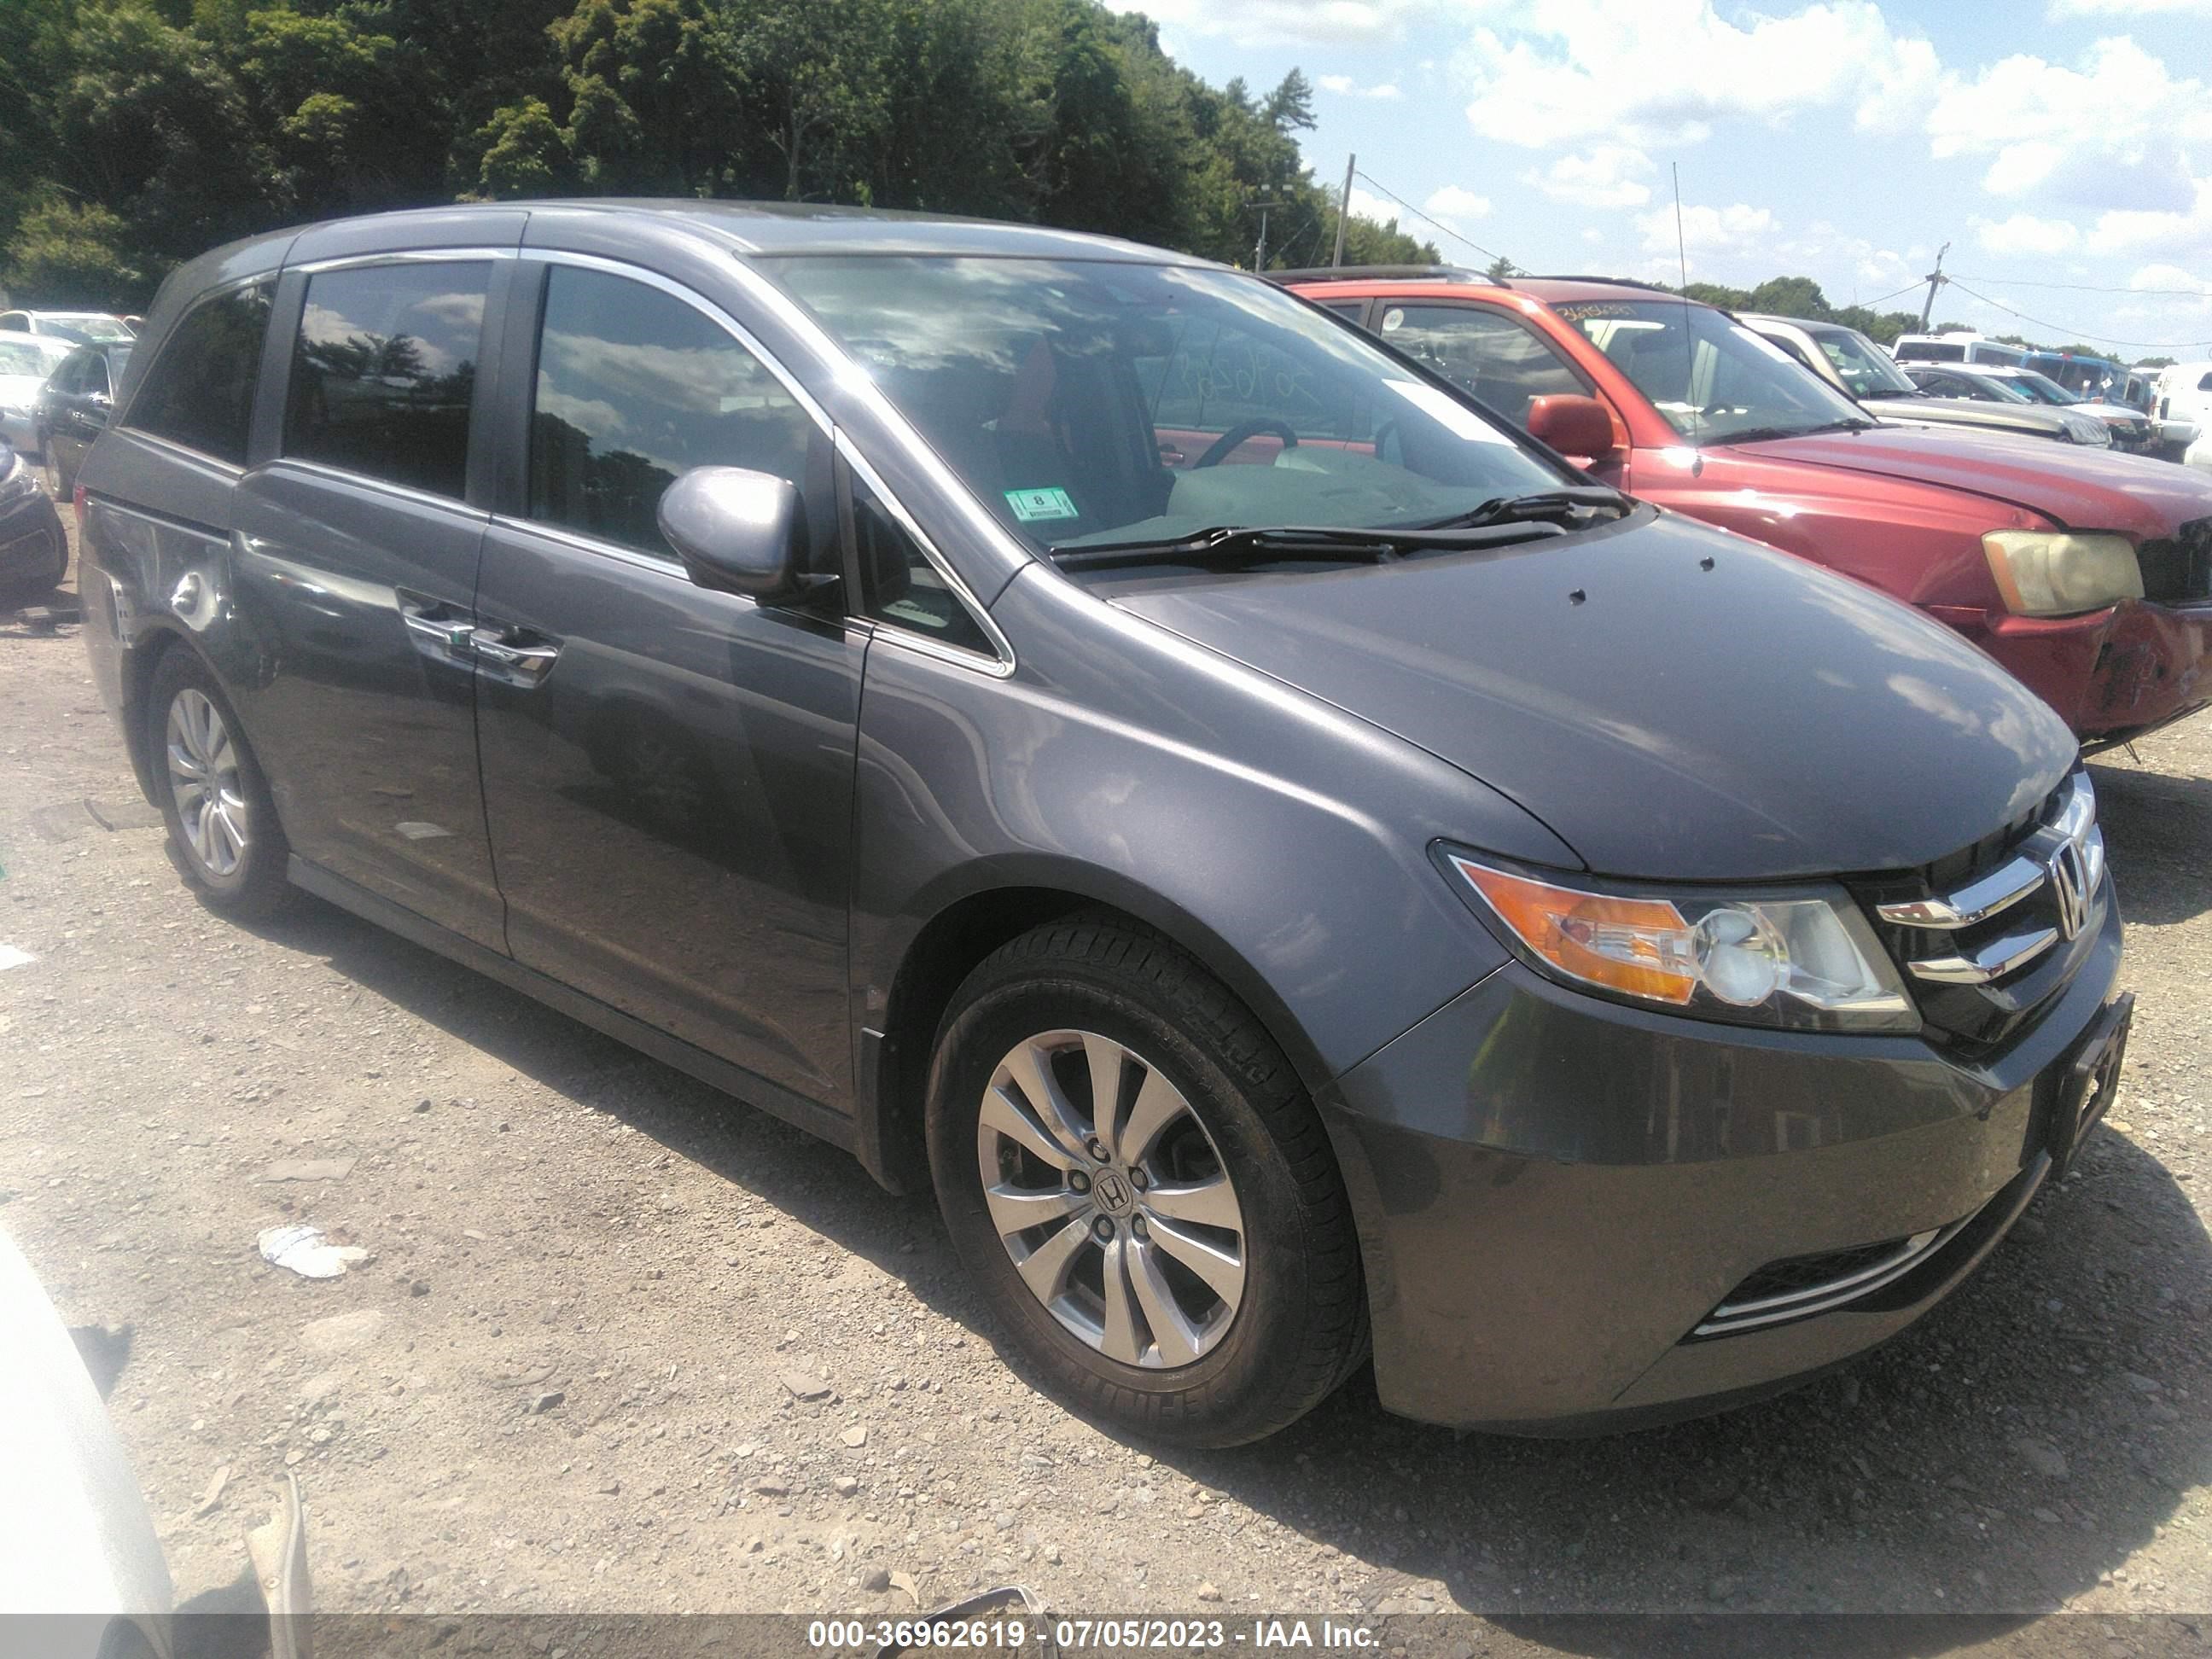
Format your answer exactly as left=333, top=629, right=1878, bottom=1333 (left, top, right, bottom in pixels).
left=2048, top=840, right=2090, bottom=940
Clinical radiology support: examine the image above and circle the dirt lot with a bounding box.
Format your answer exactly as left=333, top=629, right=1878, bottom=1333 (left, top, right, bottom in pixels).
left=3, top=521, right=2209, bottom=1639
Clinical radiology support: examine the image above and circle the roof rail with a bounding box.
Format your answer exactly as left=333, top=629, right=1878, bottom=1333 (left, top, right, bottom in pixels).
left=1524, top=274, right=1680, bottom=294
left=1267, top=265, right=1487, bottom=285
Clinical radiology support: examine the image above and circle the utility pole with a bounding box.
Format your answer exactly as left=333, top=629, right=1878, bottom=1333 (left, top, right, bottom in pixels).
left=1252, top=199, right=1284, bottom=271
left=1331, top=154, right=1356, bottom=267
left=1918, top=242, right=1950, bottom=331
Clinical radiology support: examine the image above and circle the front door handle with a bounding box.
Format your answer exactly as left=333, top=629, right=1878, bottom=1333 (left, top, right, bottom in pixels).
left=470, top=625, right=561, bottom=684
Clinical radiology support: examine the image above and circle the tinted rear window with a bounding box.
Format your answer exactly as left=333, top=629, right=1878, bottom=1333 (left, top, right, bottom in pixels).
left=284, top=262, right=488, bottom=499
left=124, top=283, right=273, bottom=466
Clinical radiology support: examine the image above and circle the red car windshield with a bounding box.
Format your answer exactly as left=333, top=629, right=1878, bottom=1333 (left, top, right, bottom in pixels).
left=1556, top=299, right=1869, bottom=445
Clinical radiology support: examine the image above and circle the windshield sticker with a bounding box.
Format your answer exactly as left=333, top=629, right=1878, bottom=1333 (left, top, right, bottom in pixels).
left=1381, top=307, right=1405, bottom=332
left=1382, top=379, right=1511, bottom=445
left=1551, top=302, right=1639, bottom=321
left=1005, top=486, right=1080, bottom=522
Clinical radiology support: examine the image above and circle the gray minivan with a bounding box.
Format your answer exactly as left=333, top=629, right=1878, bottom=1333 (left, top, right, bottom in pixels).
left=79, top=203, right=2128, bottom=1445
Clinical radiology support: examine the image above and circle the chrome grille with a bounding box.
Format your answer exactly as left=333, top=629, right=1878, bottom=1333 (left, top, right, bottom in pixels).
left=1861, top=773, right=2106, bottom=1047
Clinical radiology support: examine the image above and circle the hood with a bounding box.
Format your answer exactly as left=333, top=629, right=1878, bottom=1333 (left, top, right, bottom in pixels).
left=1732, top=423, right=2212, bottom=539
left=1111, top=509, right=2077, bottom=882
left=1864, top=395, right=2073, bottom=438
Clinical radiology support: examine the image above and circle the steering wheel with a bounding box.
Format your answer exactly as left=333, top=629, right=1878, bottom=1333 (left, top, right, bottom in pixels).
left=1195, top=418, right=1299, bottom=468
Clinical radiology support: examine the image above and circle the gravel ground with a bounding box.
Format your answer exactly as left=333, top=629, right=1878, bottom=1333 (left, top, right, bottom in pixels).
left=2, top=520, right=2208, bottom=1639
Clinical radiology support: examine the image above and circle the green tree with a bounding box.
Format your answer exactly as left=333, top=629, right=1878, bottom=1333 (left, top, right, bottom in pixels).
left=473, top=96, right=569, bottom=198
left=552, top=0, right=746, bottom=194
left=3, top=197, right=143, bottom=305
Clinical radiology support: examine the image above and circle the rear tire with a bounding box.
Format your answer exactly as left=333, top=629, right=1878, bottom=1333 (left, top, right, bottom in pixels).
left=146, top=649, right=293, bottom=919
left=927, top=915, right=1365, bottom=1447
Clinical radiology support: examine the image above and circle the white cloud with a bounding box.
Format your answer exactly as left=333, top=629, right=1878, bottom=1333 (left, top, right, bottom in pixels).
left=1318, top=74, right=1405, bottom=99
left=1641, top=202, right=1777, bottom=253
left=2049, top=0, right=2212, bottom=14
left=1522, top=144, right=1655, bottom=208
left=2094, top=178, right=2212, bottom=258
left=1423, top=184, right=1493, bottom=220
left=1456, top=0, right=1941, bottom=150
left=1105, top=0, right=1428, bottom=45
left=1346, top=186, right=1404, bottom=227
left=1972, top=212, right=2083, bottom=254
left=1926, top=37, right=2212, bottom=212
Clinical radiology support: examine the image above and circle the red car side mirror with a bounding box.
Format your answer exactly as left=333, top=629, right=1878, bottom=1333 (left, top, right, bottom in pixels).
left=1528, top=394, right=1618, bottom=464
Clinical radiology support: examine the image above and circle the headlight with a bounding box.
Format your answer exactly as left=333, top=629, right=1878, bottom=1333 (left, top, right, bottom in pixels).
left=1982, top=530, right=2141, bottom=617
left=1442, top=853, right=1918, bottom=1033
left=0, top=448, right=28, bottom=501
left=2064, top=416, right=2110, bottom=446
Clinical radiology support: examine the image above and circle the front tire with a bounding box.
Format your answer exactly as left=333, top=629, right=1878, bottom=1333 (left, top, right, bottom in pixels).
left=927, top=916, right=1365, bottom=1447
left=146, top=649, right=293, bottom=918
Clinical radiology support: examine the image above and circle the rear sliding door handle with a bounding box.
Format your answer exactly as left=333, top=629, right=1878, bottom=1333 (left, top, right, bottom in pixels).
left=396, top=591, right=476, bottom=660
left=470, top=626, right=561, bottom=684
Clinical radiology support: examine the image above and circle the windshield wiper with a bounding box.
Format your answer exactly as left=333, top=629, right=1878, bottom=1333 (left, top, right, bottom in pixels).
left=1412, top=486, right=1631, bottom=533
left=1708, top=417, right=1877, bottom=445
left=1047, top=521, right=1568, bottom=573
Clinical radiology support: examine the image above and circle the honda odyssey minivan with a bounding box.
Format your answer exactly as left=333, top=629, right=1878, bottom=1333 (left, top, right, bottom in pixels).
left=79, top=204, right=2128, bottom=1446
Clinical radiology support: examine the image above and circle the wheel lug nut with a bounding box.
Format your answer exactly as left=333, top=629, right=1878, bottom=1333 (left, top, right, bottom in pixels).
left=1086, top=1139, right=1109, bottom=1162
left=1128, top=1167, right=1149, bottom=1190
left=1068, top=1171, right=1091, bottom=1193
left=1092, top=1216, right=1115, bottom=1241
left=1131, top=1215, right=1148, bottom=1239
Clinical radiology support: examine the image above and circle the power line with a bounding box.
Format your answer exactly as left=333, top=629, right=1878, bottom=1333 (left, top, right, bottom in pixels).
left=1953, top=272, right=2212, bottom=298
left=1944, top=279, right=2212, bottom=350
left=1857, top=281, right=1926, bottom=310
left=1351, top=169, right=1506, bottom=264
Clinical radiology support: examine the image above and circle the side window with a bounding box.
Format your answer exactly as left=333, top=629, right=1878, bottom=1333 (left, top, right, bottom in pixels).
left=0, top=313, right=26, bottom=333
left=123, top=282, right=272, bottom=465
left=852, top=477, right=993, bottom=657
left=528, top=265, right=815, bottom=561
left=82, top=354, right=110, bottom=396
left=1377, top=304, right=1591, bottom=427
left=1318, top=300, right=1367, bottom=322
left=46, top=354, right=80, bottom=395
left=284, top=260, right=489, bottom=499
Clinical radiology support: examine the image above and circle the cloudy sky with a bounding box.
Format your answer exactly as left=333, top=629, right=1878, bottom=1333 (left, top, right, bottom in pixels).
left=1113, top=0, right=2212, bottom=359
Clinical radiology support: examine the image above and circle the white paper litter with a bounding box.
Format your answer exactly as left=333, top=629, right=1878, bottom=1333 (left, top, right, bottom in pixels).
left=0, top=945, right=36, bottom=971
left=257, top=1225, right=370, bottom=1279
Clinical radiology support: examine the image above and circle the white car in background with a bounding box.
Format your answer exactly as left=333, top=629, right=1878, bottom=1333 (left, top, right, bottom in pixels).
left=2157, top=361, right=2212, bottom=469
left=0, top=308, right=137, bottom=344
left=0, top=334, right=75, bottom=455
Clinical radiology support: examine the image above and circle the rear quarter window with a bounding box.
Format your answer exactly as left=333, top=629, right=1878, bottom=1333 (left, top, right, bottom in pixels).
left=122, top=282, right=274, bottom=466
left=283, top=261, right=489, bottom=500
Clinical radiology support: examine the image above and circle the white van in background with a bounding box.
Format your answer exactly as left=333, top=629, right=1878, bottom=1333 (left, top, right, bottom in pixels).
left=1890, top=332, right=2030, bottom=369
left=2157, top=361, right=2212, bottom=469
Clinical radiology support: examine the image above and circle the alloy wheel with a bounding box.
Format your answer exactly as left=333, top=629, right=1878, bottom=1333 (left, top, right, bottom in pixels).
left=166, top=688, right=249, bottom=878
left=976, top=1029, right=1247, bottom=1368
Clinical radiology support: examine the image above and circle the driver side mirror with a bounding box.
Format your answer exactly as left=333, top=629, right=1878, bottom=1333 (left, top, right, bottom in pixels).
left=657, top=466, right=833, bottom=607
left=1527, top=394, right=1617, bottom=465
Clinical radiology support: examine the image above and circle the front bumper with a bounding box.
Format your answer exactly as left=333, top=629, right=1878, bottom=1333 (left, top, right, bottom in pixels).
left=1955, top=598, right=2212, bottom=744
left=1319, top=894, right=2123, bottom=1431
left=0, top=486, right=64, bottom=589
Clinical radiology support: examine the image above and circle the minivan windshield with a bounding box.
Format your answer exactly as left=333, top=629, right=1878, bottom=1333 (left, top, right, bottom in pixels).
left=1552, top=300, right=1869, bottom=445
left=760, top=255, right=1574, bottom=554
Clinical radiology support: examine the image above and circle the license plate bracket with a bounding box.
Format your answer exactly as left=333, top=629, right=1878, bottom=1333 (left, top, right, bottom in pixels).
left=2051, top=992, right=2133, bottom=1180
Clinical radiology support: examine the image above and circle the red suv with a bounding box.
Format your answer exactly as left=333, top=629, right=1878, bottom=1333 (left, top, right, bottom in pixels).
left=1284, top=269, right=2212, bottom=746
